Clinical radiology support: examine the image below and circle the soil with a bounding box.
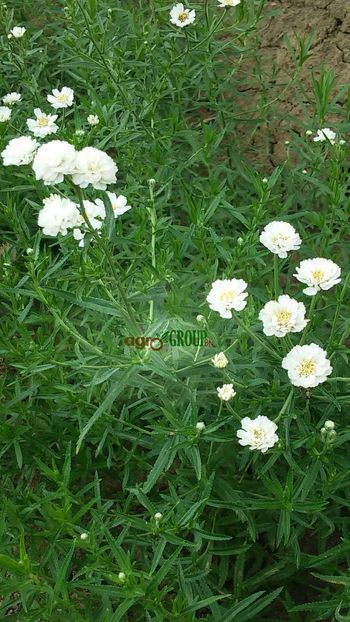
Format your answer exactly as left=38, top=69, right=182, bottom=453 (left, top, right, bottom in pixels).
left=238, top=0, right=350, bottom=168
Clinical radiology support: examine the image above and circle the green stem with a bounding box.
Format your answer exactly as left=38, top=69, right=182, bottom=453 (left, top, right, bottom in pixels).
left=75, top=0, right=155, bottom=140
left=328, top=271, right=350, bottom=352
left=299, top=294, right=317, bottom=346
left=274, top=388, right=293, bottom=424
left=32, top=282, right=104, bottom=357
left=274, top=254, right=279, bottom=299
left=206, top=401, right=223, bottom=466
left=232, top=312, right=281, bottom=361
left=75, top=187, right=140, bottom=334
left=148, top=180, right=157, bottom=323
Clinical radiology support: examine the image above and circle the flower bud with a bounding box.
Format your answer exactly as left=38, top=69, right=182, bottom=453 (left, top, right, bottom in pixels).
left=196, top=421, right=205, bottom=432
left=211, top=352, right=228, bottom=369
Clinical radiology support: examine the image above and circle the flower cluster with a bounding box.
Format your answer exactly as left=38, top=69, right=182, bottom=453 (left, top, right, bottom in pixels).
left=36, top=192, right=131, bottom=247
left=1, top=138, right=118, bottom=191
left=0, top=82, right=129, bottom=248
left=205, top=218, right=342, bottom=454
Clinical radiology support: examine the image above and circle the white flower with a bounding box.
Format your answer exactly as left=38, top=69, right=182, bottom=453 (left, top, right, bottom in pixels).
left=237, top=416, right=278, bottom=453
left=211, top=352, right=228, bottom=368
left=38, top=194, right=80, bottom=237
left=324, top=420, right=335, bottom=430
left=282, top=344, right=332, bottom=388
left=47, top=86, right=74, bottom=109
left=87, top=114, right=99, bottom=126
left=26, top=108, right=58, bottom=138
left=259, top=221, right=301, bottom=258
left=196, top=422, right=206, bottom=431
left=83, top=199, right=106, bottom=230
left=75, top=129, right=85, bottom=137
left=294, top=258, right=341, bottom=296
left=206, top=278, right=248, bottom=319
left=218, top=0, right=240, bottom=6
left=258, top=295, right=308, bottom=338
left=169, top=3, right=196, bottom=27
left=106, top=193, right=131, bottom=217
left=80, top=533, right=88, bottom=540
left=32, top=140, right=76, bottom=185
left=73, top=199, right=106, bottom=247
left=1, top=136, right=39, bottom=166
left=0, top=106, right=11, bottom=122
left=2, top=92, right=21, bottom=106
left=10, top=26, right=26, bottom=38
left=154, top=512, right=163, bottom=521
left=72, top=146, right=118, bottom=190
left=217, top=383, right=236, bottom=401
left=73, top=228, right=86, bottom=247
left=313, top=128, right=336, bottom=144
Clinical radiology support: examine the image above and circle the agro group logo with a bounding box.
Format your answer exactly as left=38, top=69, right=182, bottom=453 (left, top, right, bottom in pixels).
left=124, top=330, right=213, bottom=351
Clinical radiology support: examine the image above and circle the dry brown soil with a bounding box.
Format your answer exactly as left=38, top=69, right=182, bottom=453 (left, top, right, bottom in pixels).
left=239, top=0, right=350, bottom=167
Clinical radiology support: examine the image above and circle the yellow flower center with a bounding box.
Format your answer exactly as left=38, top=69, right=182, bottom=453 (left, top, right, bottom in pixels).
left=271, top=234, right=289, bottom=243
left=253, top=428, right=263, bottom=440
left=299, top=358, right=316, bottom=377
left=276, top=309, right=292, bottom=327
left=37, top=116, right=49, bottom=127
left=57, top=94, right=68, bottom=103
left=219, top=290, right=236, bottom=304
left=312, top=269, right=324, bottom=282
left=178, top=11, right=188, bottom=22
